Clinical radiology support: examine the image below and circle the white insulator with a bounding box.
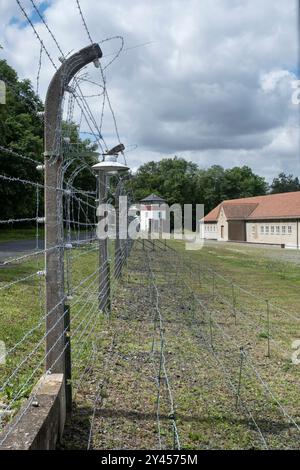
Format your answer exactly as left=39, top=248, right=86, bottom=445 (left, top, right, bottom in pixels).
left=37, top=217, right=45, bottom=224
left=36, top=164, right=45, bottom=172
left=65, top=189, right=72, bottom=196
left=37, top=111, right=44, bottom=119
left=65, top=243, right=73, bottom=250
left=66, top=295, right=73, bottom=301
left=37, top=270, right=46, bottom=277
left=63, top=137, right=71, bottom=144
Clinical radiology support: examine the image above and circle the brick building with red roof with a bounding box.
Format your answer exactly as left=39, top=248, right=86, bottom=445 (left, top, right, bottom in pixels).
left=202, top=191, right=300, bottom=248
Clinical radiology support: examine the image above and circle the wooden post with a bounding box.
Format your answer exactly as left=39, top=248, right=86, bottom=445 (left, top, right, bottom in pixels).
left=236, top=347, right=245, bottom=408
left=266, top=300, right=271, bottom=358
left=232, top=284, right=237, bottom=325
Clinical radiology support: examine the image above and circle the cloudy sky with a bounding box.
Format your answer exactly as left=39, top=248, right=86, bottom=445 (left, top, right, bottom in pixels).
left=0, top=0, right=299, bottom=180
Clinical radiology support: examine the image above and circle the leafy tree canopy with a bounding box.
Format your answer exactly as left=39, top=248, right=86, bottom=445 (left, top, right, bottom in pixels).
left=128, top=159, right=269, bottom=214
left=0, top=59, right=97, bottom=222
left=270, top=172, right=300, bottom=194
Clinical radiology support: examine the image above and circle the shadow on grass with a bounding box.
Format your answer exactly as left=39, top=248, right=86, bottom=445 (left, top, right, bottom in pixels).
left=59, top=404, right=300, bottom=449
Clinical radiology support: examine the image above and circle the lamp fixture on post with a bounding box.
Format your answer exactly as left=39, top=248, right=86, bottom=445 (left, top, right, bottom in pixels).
left=92, top=144, right=129, bottom=313
left=91, top=143, right=128, bottom=176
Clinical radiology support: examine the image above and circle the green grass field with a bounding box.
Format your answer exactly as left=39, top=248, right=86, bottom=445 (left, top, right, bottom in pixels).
left=0, top=241, right=105, bottom=428
left=0, top=228, right=43, bottom=243
left=166, top=239, right=300, bottom=448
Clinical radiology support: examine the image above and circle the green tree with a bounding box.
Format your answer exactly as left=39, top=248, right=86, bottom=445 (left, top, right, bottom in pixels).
left=128, top=156, right=199, bottom=207
left=0, top=59, right=98, bottom=223
left=129, top=159, right=268, bottom=216
left=0, top=59, right=44, bottom=220
left=221, top=166, right=268, bottom=201
left=195, top=165, right=267, bottom=214
left=196, top=165, right=225, bottom=213
left=270, top=172, right=300, bottom=194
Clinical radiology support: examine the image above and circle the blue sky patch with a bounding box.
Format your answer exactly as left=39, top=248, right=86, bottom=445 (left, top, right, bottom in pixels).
left=10, top=1, right=51, bottom=29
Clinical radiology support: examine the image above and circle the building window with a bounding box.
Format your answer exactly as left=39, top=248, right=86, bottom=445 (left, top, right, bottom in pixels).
left=260, top=226, right=264, bottom=234
left=282, top=226, right=286, bottom=235
left=288, top=226, right=292, bottom=235
left=271, top=226, right=275, bottom=235
left=265, top=226, right=269, bottom=235
left=276, top=226, right=280, bottom=235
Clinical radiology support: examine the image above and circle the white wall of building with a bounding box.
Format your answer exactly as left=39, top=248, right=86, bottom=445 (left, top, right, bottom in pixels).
left=203, top=208, right=228, bottom=241
left=203, top=218, right=300, bottom=248
left=140, top=206, right=167, bottom=232
left=246, top=221, right=299, bottom=248
left=216, top=207, right=229, bottom=241
left=203, top=223, right=218, bottom=239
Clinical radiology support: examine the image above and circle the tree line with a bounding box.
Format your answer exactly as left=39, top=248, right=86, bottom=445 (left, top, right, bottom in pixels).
left=127, top=158, right=300, bottom=215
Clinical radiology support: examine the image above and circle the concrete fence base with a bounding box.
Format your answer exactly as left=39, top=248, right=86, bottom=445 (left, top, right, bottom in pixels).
left=0, top=374, right=65, bottom=450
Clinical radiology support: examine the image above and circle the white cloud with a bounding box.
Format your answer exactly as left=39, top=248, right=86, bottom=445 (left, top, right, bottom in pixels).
left=0, top=0, right=299, bottom=180
left=260, top=70, right=293, bottom=92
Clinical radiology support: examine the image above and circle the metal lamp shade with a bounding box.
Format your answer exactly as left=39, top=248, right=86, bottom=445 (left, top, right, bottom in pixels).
left=92, top=156, right=129, bottom=174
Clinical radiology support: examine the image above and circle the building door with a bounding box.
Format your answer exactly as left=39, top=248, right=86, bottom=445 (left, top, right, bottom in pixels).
left=221, top=225, right=224, bottom=239
left=228, top=221, right=246, bottom=241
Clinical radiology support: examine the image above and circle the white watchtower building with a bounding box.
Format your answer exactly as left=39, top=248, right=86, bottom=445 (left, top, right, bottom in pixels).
left=140, top=193, right=167, bottom=235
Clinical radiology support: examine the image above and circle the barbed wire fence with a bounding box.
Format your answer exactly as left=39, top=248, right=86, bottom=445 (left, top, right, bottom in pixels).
left=0, top=0, right=135, bottom=448
left=149, top=240, right=300, bottom=449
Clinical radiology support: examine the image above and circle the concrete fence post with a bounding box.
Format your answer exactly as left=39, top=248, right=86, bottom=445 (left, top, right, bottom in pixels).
left=44, top=44, right=102, bottom=428
left=115, top=183, right=121, bottom=278
left=98, top=171, right=111, bottom=313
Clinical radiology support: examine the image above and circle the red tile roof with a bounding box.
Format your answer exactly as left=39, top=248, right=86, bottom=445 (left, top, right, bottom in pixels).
left=223, top=203, right=259, bottom=219
left=204, top=191, right=300, bottom=222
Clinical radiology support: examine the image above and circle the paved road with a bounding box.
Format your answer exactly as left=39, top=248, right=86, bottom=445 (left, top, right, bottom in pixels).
left=0, top=232, right=96, bottom=264
left=0, top=239, right=42, bottom=264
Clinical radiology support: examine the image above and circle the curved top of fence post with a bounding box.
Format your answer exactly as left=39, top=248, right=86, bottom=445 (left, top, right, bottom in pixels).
left=44, top=43, right=102, bottom=156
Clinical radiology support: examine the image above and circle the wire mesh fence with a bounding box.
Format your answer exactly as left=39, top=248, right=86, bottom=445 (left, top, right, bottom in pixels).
left=56, top=239, right=300, bottom=450
left=0, top=159, right=134, bottom=446
left=0, top=0, right=134, bottom=446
